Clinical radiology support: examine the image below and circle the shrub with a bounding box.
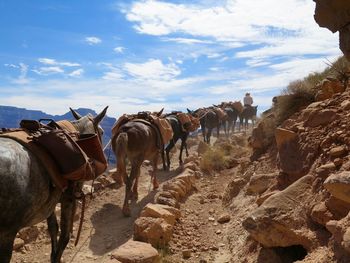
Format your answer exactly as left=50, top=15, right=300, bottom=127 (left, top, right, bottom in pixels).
left=200, top=148, right=227, bottom=173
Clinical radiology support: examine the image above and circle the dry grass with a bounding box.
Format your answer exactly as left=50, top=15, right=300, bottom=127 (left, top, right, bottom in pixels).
left=200, top=147, right=228, bottom=173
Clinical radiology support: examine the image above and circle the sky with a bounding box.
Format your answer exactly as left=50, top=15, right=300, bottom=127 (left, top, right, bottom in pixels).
left=0, top=0, right=342, bottom=117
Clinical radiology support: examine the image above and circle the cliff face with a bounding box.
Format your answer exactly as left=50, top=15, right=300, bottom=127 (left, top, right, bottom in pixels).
left=314, top=0, right=350, bottom=60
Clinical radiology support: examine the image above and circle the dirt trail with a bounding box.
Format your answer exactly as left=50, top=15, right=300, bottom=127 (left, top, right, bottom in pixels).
left=12, top=161, right=182, bottom=263
left=12, top=132, right=251, bottom=263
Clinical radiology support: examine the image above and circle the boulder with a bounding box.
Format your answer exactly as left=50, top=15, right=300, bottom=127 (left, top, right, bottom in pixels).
left=315, top=162, right=336, bottom=179
left=315, top=78, right=345, bottom=101
left=247, top=173, right=277, bottom=195
left=112, top=240, right=160, bottom=263
left=326, top=212, right=350, bottom=254
left=311, top=202, right=334, bottom=226
left=325, top=195, right=350, bottom=219
left=140, top=204, right=176, bottom=226
left=324, top=172, right=350, bottom=203
left=305, top=109, right=337, bottom=127
left=275, top=128, right=297, bottom=149
left=329, top=145, right=347, bottom=158
left=314, top=0, right=350, bottom=33
left=243, top=175, right=318, bottom=250
left=222, top=178, right=247, bottom=206
left=154, top=195, right=179, bottom=208
left=134, top=217, right=173, bottom=248
left=256, top=190, right=280, bottom=206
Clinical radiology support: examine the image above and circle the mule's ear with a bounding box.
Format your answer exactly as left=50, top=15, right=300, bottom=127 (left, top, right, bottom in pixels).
left=94, top=106, right=108, bottom=124
left=70, top=107, right=82, bottom=120
left=187, top=108, right=192, bottom=114
left=157, top=108, right=164, bottom=116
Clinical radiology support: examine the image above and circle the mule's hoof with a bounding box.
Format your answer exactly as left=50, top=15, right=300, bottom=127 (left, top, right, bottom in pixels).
left=153, top=183, right=159, bottom=190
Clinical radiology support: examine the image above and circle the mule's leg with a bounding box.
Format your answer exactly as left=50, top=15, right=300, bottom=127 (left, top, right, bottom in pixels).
left=122, top=174, right=132, bottom=217
left=151, top=155, right=159, bottom=190
left=201, top=122, right=206, bottom=142
left=52, top=186, right=75, bottom=263
left=216, top=123, right=220, bottom=138
left=131, top=161, right=142, bottom=201
left=184, top=134, right=189, bottom=157
left=47, top=212, right=59, bottom=262
left=165, top=140, right=175, bottom=170
left=0, top=231, right=17, bottom=263
left=207, top=128, right=212, bottom=144
left=179, top=136, right=188, bottom=165
left=161, top=149, right=166, bottom=171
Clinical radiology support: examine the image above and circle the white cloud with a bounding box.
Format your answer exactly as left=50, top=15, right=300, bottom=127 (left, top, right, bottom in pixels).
left=85, top=36, right=102, bottom=45
left=125, top=0, right=339, bottom=59
left=68, top=68, right=84, bottom=77
left=32, top=66, right=64, bottom=75
left=162, top=37, right=212, bottom=44
left=114, top=46, right=125, bottom=53
left=38, top=58, right=80, bottom=67
left=124, top=59, right=181, bottom=80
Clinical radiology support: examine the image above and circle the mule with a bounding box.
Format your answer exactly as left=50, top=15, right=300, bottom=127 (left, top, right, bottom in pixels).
left=239, top=105, right=258, bottom=130
left=164, top=113, right=199, bottom=170
left=188, top=108, right=220, bottom=144
left=0, top=106, right=108, bottom=263
left=111, top=109, right=165, bottom=216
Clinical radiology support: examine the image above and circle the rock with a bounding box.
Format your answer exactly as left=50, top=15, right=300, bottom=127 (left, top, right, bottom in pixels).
left=222, top=178, right=246, bottom=206
left=326, top=212, right=350, bottom=254
left=324, top=171, right=350, bottom=203
left=162, top=181, right=186, bottom=199
left=329, top=146, right=347, bottom=158
left=275, top=128, right=297, bottom=149
left=112, top=240, right=160, bottom=263
left=243, top=175, right=318, bottom=250
left=305, top=109, right=337, bottom=127
left=13, top=238, right=25, bottom=250
left=183, top=161, right=198, bottom=172
left=315, top=162, right=336, bottom=179
left=217, top=214, right=231, bottom=224
left=341, top=99, right=350, bottom=111
left=256, top=190, right=279, bottom=206
left=134, top=217, right=173, bottom=248
left=315, top=78, right=345, bottom=101
left=311, top=202, right=334, bottom=226
left=247, top=173, right=277, bottom=195
left=154, top=195, right=179, bottom=208
left=276, top=131, right=306, bottom=179
left=155, top=204, right=181, bottom=220
left=140, top=204, right=176, bottom=226
left=325, top=196, right=350, bottom=220
left=182, top=249, right=191, bottom=259
left=18, top=226, right=39, bottom=243
left=82, top=184, right=94, bottom=195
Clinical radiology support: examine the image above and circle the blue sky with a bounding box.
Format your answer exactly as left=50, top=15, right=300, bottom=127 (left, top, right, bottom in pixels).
left=0, top=0, right=341, bottom=117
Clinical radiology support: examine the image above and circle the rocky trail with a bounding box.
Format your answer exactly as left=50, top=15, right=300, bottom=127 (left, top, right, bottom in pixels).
left=11, top=133, right=251, bottom=263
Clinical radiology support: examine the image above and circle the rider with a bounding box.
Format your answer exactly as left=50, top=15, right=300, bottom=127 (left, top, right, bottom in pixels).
left=243, top=92, right=253, bottom=108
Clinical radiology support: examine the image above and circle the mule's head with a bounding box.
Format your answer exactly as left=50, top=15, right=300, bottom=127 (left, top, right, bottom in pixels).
left=70, top=106, right=108, bottom=141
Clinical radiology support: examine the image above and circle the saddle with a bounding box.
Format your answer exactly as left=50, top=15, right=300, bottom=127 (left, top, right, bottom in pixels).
left=212, top=107, right=227, bottom=120
left=112, top=111, right=173, bottom=148
left=0, top=119, right=106, bottom=190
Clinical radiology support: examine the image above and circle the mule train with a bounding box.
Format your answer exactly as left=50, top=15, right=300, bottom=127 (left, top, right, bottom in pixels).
left=0, top=100, right=256, bottom=262
left=0, top=107, right=108, bottom=263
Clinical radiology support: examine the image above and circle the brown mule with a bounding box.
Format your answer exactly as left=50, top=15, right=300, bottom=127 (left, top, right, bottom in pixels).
left=111, top=109, right=164, bottom=216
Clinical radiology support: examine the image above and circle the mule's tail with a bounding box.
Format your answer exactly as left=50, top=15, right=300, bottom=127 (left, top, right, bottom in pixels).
left=112, top=132, right=128, bottom=184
